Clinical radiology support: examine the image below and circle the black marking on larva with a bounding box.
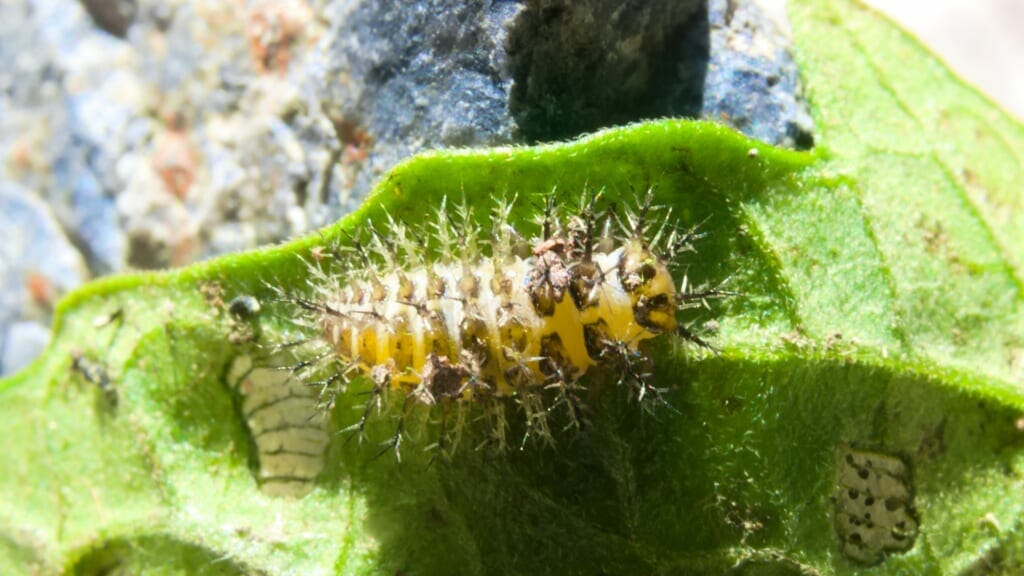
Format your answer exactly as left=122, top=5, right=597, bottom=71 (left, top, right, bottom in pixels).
left=618, top=245, right=656, bottom=293
left=265, top=191, right=728, bottom=453
left=567, top=260, right=601, bottom=310
left=583, top=319, right=611, bottom=360
left=427, top=272, right=447, bottom=298
left=503, top=360, right=533, bottom=389
left=538, top=333, right=569, bottom=378
left=460, top=313, right=489, bottom=354
left=634, top=293, right=676, bottom=334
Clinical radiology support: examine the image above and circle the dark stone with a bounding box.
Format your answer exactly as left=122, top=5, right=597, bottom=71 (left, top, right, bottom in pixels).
left=0, top=183, right=89, bottom=375
left=314, top=0, right=521, bottom=209
left=701, top=0, right=815, bottom=148
left=509, top=0, right=704, bottom=142
left=79, top=0, right=137, bottom=38
left=2, top=0, right=812, bottom=274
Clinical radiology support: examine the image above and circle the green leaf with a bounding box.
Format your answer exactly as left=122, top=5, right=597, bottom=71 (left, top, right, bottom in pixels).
left=2, top=0, right=1021, bottom=574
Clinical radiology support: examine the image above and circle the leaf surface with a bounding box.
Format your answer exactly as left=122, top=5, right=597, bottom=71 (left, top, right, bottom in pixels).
left=1, top=1, right=1022, bottom=574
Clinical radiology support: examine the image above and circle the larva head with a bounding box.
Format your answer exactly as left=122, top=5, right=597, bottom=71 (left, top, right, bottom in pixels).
left=619, top=239, right=678, bottom=334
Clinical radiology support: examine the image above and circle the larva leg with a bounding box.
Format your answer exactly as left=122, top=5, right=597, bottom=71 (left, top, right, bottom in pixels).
left=476, top=395, right=508, bottom=452
left=547, top=374, right=587, bottom=432
left=675, top=324, right=717, bottom=353
left=378, top=392, right=415, bottom=463
left=429, top=398, right=466, bottom=460
left=539, top=336, right=587, bottom=432
left=341, top=365, right=389, bottom=444
left=597, top=339, right=661, bottom=407
left=303, top=369, right=347, bottom=413
left=432, top=400, right=451, bottom=457
left=517, top=386, right=553, bottom=449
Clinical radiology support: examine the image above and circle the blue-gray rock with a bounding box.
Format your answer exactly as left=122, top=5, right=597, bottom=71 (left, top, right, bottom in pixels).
left=1, top=0, right=131, bottom=275
left=0, top=0, right=814, bottom=373
left=0, top=321, right=52, bottom=376
left=702, top=0, right=815, bottom=148
left=313, top=0, right=522, bottom=212
left=0, top=183, right=89, bottom=375
left=2, top=0, right=812, bottom=275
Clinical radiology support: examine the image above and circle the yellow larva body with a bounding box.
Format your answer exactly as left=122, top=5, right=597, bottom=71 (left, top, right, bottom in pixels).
left=273, top=193, right=716, bottom=450
left=320, top=239, right=677, bottom=399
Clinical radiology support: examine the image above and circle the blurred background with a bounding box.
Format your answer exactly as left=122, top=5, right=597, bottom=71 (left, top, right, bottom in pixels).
left=765, top=0, right=1024, bottom=120
left=864, top=0, right=1023, bottom=121
left=0, top=0, right=1020, bottom=376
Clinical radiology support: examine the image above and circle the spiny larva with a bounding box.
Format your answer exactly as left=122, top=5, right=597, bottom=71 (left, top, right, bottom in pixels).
left=259, top=190, right=726, bottom=455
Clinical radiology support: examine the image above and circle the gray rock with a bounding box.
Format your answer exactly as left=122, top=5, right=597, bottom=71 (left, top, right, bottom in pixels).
left=1, top=0, right=132, bottom=274
left=3, top=0, right=813, bottom=273
left=78, top=0, right=137, bottom=39
left=0, top=321, right=52, bottom=376
left=702, top=0, right=815, bottom=148
left=0, top=183, right=89, bottom=375
left=313, top=0, right=522, bottom=212
left=0, top=183, right=89, bottom=312
left=0, top=0, right=814, bottom=371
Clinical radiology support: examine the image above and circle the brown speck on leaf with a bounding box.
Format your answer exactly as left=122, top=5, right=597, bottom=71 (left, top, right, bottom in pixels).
left=779, top=329, right=812, bottom=349
left=917, top=418, right=945, bottom=460
left=200, top=281, right=225, bottom=309
left=825, top=332, right=844, bottom=349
